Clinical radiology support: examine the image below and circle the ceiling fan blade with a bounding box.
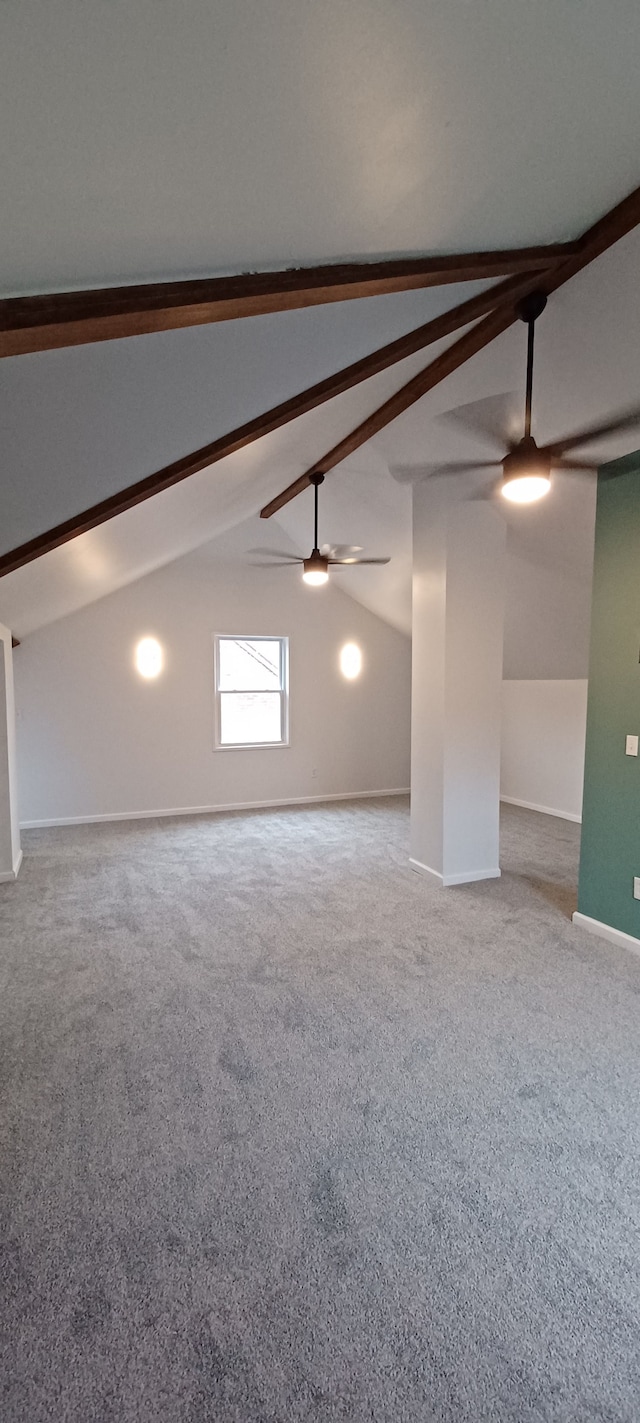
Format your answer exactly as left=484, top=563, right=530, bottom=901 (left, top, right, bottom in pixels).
left=426, top=460, right=501, bottom=477
left=393, top=460, right=499, bottom=484
left=250, top=558, right=303, bottom=566
left=328, top=556, right=391, bottom=565
left=556, top=458, right=601, bottom=471
left=249, top=547, right=304, bottom=561
left=541, top=403, right=640, bottom=458
left=437, top=393, right=520, bottom=453
left=321, top=543, right=363, bottom=559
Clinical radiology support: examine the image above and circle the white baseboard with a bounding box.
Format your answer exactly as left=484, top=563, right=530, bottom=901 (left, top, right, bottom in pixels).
left=444, top=866, right=501, bottom=887
left=0, top=847, right=23, bottom=883
left=501, top=795, right=582, bottom=824
left=409, top=858, right=443, bottom=884
left=20, top=787, right=410, bottom=831
left=572, top=911, right=640, bottom=958
left=410, top=857, right=501, bottom=887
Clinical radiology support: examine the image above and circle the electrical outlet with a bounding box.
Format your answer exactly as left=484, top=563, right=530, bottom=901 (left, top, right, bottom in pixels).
left=634, top=877, right=640, bottom=900
left=627, top=734, right=639, bottom=756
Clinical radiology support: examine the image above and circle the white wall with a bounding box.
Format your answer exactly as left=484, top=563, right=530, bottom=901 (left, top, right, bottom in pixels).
left=0, top=623, right=22, bottom=878
left=501, top=680, right=588, bottom=822
left=13, top=531, right=411, bottom=826
left=504, top=550, right=593, bottom=681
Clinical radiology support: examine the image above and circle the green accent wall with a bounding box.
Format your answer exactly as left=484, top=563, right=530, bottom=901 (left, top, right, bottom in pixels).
left=578, top=452, right=640, bottom=937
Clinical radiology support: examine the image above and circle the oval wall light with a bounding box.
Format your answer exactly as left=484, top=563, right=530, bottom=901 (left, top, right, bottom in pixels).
left=135, top=636, right=164, bottom=679
left=340, top=643, right=362, bottom=680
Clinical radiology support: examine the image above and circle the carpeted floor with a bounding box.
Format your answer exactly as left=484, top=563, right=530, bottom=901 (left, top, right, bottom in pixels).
left=2, top=797, right=640, bottom=1422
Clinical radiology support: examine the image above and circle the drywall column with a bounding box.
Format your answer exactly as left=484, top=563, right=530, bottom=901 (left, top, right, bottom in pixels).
left=0, top=624, right=22, bottom=882
left=410, top=480, right=505, bottom=885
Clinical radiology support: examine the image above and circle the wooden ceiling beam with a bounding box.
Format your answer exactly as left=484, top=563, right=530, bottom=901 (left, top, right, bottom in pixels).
left=0, top=243, right=575, bottom=358
left=3, top=184, right=640, bottom=570
left=260, top=306, right=517, bottom=517
left=0, top=273, right=539, bottom=580
left=545, top=182, right=640, bottom=286
left=261, top=183, right=640, bottom=516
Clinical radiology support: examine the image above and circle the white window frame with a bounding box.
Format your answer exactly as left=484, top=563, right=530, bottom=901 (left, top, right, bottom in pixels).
left=213, top=634, right=290, bottom=750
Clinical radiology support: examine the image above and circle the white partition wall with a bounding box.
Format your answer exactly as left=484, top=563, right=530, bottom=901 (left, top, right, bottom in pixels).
left=0, top=624, right=22, bottom=882
left=501, top=679, right=588, bottom=821
left=410, top=481, right=506, bottom=886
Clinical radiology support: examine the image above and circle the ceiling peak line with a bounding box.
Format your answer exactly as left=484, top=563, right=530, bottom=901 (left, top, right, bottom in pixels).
left=0, top=271, right=542, bottom=582
left=261, top=183, right=640, bottom=517
left=0, top=243, right=577, bottom=359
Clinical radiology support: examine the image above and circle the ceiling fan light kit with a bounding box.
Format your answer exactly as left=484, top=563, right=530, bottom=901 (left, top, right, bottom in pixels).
left=302, top=550, right=329, bottom=585
left=500, top=437, right=552, bottom=503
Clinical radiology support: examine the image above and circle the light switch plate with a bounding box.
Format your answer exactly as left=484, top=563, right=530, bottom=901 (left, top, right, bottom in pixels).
left=626, top=735, right=639, bottom=756
left=634, top=877, right=640, bottom=900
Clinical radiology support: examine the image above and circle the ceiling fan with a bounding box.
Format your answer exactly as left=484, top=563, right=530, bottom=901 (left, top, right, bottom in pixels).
left=257, top=473, right=391, bottom=585
left=426, top=291, right=640, bottom=503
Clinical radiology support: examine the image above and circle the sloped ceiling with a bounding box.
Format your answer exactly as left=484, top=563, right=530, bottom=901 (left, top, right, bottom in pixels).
left=2, top=226, right=640, bottom=650
left=1, top=0, right=640, bottom=659
left=3, top=0, right=640, bottom=290
left=0, top=282, right=493, bottom=556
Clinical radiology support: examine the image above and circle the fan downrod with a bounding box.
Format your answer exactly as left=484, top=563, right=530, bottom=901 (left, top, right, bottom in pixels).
left=308, top=471, right=325, bottom=555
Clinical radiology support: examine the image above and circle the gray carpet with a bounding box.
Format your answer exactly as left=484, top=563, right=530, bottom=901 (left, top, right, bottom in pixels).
left=2, top=798, right=640, bottom=1422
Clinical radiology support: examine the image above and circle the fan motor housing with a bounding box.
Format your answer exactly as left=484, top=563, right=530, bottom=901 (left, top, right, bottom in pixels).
left=501, top=438, right=552, bottom=500
left=303, top=550, right=329, bottom=576
left=502, top=438, right=551, bottom=480
left=516, top=291, right=548, bottom=324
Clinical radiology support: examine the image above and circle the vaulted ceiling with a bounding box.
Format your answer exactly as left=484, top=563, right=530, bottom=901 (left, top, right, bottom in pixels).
left=2, top=0, right=640, bottom=645
left=4, top=0, right=640, bottom=289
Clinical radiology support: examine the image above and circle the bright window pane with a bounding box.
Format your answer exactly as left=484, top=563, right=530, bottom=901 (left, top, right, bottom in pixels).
left=220, top=692, right=283, bottom=745
left=218, top=638, right=281, bottom=691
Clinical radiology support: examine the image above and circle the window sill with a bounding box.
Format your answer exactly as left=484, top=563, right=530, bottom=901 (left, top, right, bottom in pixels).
left=214, top=741, right=290, bottom=752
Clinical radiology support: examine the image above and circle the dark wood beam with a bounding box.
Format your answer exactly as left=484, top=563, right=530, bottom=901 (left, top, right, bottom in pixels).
left=0, top=273, right=539, bottom=580
left=3, top=183, right=640, bottom=569
left=260, top=306, right=517, bottom=516
left=0, top=244, right=575, bottom=358
left=261, top=183, right=640, bottom=516
left=546, top=183, right=640, bottom=285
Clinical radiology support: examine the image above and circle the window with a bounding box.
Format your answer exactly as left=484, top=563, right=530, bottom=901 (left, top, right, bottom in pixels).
left=214, top=636, right=289, bottom=748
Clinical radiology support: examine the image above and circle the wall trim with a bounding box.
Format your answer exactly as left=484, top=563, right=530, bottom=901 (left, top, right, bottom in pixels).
left=409, top=857, right=501, bottom=887
left=501, top=795, right=582, bottom=824
left=409, top=857, right=443, bottom=885
left=20, top=787, right=411, bottom=831
left=0, top=848, right=23, bottom=883
left=572, top=911, right=640, bottom=959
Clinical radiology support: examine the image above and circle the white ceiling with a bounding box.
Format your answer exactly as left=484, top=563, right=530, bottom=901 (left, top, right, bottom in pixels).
left=3, top=0, right=640, bottom=292
left=1, top=1, right=640, bottom=654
